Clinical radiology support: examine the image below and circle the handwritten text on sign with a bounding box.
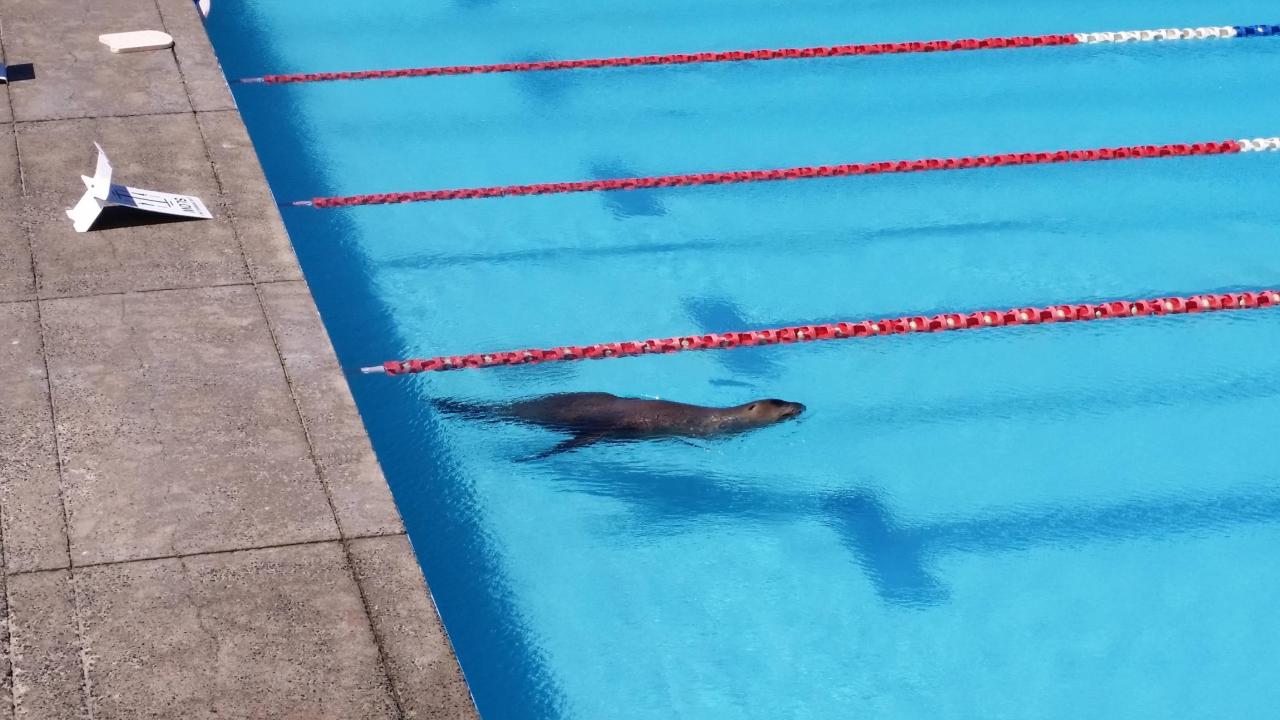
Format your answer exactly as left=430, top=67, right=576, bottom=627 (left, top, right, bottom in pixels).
left=106, top=185, right=212, bottom=219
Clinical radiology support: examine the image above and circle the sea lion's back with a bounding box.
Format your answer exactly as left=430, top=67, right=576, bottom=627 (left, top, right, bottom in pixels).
left=505, top=392, right=625, bottom=427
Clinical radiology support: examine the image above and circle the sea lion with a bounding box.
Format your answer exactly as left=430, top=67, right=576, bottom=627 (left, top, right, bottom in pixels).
left=433, top=392, right=805, bottom=459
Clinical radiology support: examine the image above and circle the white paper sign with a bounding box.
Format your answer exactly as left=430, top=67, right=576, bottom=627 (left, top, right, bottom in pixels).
left=105, top=184, right=211, bottom=218
left=66, top=143, right=213, bottom=232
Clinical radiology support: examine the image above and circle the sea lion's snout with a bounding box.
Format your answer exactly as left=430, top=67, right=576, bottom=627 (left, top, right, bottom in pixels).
left=776, top=401, right=805, bottom=420
left=747, top=398, right=805, bottom=423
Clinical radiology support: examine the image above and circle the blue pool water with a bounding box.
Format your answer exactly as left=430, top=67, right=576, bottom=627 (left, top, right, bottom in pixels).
left=206, top=2, right=1280, bottom=717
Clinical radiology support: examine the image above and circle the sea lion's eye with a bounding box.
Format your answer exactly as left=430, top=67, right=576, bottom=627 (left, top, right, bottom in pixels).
left=747, top=403, right=758, bottom=411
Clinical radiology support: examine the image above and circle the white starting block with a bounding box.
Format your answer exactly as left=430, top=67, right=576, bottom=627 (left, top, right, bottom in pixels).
left=98, top=31, right=175, bottom=54
left=67, top=144, right=213, bottom=233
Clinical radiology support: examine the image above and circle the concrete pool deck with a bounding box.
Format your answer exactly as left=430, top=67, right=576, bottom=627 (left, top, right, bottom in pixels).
left=0, top=0, right=477, bottom=716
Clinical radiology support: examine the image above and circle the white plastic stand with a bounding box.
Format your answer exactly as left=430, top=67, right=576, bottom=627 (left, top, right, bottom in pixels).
left=99, top=31, right=175, bottom=54
left=67, top=144, right=212, bottom=233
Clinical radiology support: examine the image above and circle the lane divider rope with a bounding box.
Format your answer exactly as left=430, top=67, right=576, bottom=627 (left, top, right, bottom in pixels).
left=294, top=136, right=1280, bottom=208
left=361, top=290, right=1280, bottom=375
left=238, top=23, right=1279, bottom=85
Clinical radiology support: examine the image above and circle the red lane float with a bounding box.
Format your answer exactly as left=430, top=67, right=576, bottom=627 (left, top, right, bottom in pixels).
left=361, top=289, right=1280, bottom=375
left=237, top=24, right=1280, bottom=85
left=248, top=34, right=1080, bottom=85
left=298, top=138, right=1267, bottom=208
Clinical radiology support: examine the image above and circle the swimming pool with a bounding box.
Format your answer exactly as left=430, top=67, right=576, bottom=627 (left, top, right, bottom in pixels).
left=206, top=2, right=1280, bottom=717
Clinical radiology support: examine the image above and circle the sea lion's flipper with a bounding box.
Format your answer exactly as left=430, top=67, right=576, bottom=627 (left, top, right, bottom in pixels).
left=522, top=432, right=607, bottom=461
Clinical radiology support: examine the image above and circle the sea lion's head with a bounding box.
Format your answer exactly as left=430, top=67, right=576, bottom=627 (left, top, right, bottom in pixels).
left=724, top=398, right=806, bottom=431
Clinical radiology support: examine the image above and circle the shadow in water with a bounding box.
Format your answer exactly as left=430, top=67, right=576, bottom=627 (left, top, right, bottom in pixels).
left=554, top=460, right=809, bottom=528
left=824, top=485, right=1280, bottom=608
left=514, top=55, right=577, bottom=104
left=589, top=161, right=668, bottom=219
left=376, top=219, right=1046, bottom=270
left=857, top=368, right=1280, bottom=429
left=683, top=296, right=780, bottom=382
left=556, top=461, right=1280, bottom=610
left=380, top=237, right=723, bottom=270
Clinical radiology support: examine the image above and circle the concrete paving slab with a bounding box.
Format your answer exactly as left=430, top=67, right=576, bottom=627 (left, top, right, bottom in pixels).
left=0, top=0, right=190, bottom=121
left=155, top=0, right=236, bottom=113
left=17, top=114, right=249, bottom=298
left=259, top=281, right=403, bottom=538
left=76, top=543, right=398, bottom=720
left=6, top=569, right=86, bottom=720
left=350, top=535, right=478, bottom=720
left=41, top=286, right=339, bottom=566
left=0, top=199, right=36, bottom=302
left=1, top=125, right=18, bottom=198
left=1, top=1, right=478, bottom=715
left=0, top=302, right=70, bottom=573
left=197, top=111, right=303, bottom=283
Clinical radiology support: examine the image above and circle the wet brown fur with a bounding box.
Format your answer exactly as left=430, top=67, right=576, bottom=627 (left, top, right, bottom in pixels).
left=434, top=392, right=805, bottom=458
